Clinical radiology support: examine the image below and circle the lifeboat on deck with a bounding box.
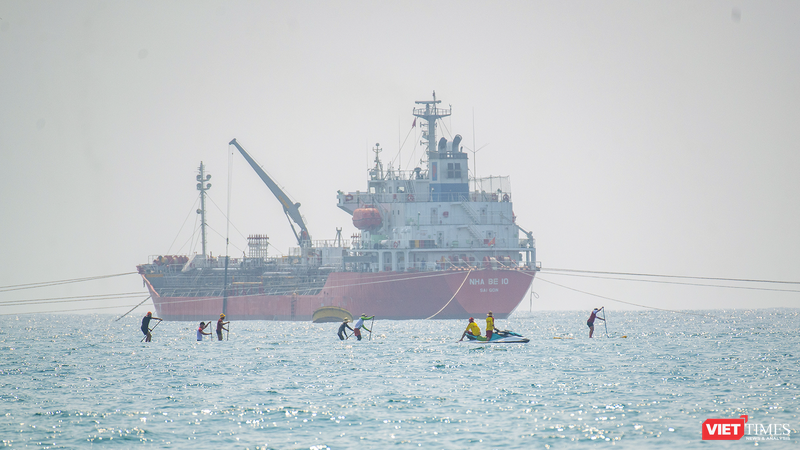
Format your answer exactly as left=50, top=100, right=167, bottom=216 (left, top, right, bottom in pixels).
left=352, top=205, right=382, bottom=231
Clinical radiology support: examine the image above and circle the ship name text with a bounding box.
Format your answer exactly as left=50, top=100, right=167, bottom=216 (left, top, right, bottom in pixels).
left=469, top=278, right=509, bottom=286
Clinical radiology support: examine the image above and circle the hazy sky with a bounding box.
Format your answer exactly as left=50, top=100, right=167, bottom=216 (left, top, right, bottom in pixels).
left=1, top=1, right=798, bottom=315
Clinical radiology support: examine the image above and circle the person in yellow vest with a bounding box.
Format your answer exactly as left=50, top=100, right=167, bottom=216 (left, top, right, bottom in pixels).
left=486, top=311, right=499, bottom=341
left=459, top=317, right=482, bottom=341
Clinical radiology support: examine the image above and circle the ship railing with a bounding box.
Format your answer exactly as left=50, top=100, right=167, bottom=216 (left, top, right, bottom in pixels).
left=338, top=191, right=512, bottom=205
left=311, top=239, right=349, bottom=249
left=351, top=238, right=531, bottom=250
left=468, top=191, right=511, bottom=202
left=139, top=262, right=185, bottom=274
left=402, top=258, right=531, bottom=272
left=157, top=276, right=330, bottom=297
left=413, top=105, right=451, bottom=117
left=339, top=192, right=432, bottom=205
left=158, top=285, right=327, bottom=298
left=143, top=255, right=257, bottom=273
left=341, top=257, right=534, bottom=274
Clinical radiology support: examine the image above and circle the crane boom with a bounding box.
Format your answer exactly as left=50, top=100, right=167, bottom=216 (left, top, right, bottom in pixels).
left=515, top=223, right=534, bottom=247
left=229, top=138, right=311, bottom=246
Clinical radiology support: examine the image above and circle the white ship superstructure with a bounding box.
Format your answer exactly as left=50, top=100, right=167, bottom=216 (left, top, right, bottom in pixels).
left=337, top=92, right=536, bottom=274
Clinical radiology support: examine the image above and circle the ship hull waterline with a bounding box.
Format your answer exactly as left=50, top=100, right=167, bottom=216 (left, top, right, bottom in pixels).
left=145, top=268, right=536, bottom=321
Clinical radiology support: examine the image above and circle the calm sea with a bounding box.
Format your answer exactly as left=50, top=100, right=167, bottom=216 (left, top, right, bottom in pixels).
left=1, top=309, right=797, bottom=448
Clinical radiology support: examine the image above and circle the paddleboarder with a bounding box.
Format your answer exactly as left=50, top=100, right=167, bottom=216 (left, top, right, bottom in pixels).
left=485, top=311, right=499, bottom=341
left=216, top=313, right=229, bottom=341
left=459, top=317, right=482, bottom=341
left=338, top=318, right=353, bottom=340
left=352, top=313, right=373, bottom=341
left=587, top=306, right=605, bottom=338
left=141, top=311, right=162, bottom=342
left=197, top=321, right=212, bottom=341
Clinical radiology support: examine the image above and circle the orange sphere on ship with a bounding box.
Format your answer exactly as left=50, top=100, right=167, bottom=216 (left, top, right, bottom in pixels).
left=352, top=206, right=382, bottom=231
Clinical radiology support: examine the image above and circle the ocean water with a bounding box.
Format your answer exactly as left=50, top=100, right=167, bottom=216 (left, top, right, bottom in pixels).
left=1, top=309, right=798, bottom=449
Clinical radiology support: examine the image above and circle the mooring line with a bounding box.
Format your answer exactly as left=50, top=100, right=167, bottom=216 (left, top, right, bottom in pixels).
left=425, top=269, right=473, bottom=320
left=114, top=296, right=152, bottom=321
left=536, top=277, right=721, bottom=318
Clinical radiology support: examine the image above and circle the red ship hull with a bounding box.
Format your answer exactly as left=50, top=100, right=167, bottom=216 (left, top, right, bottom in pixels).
left=146, top=268, right=536, bottom=321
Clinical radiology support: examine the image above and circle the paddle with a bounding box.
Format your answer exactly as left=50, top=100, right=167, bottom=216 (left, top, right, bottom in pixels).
left=226, top=320, right=230, bottom=341
left=115, top=295, right=151, bottom=322
left=369, top=317, right=375, bottom=341
left=603, top=309, right=609, bottom=337
left=140, top=319, right=162, bottom=342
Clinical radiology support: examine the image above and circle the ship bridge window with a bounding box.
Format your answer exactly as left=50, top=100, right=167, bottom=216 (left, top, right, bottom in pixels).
left=447, top=163, right=462, bottom=179
left=369, top=181, right=388, bottom=194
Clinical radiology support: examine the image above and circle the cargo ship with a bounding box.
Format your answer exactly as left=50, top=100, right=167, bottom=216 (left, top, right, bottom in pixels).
left=137, top=92, right=539, bottom=321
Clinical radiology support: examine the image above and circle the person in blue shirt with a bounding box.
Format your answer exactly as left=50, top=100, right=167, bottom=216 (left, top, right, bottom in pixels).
left=141, top=312, right=162, bottom=342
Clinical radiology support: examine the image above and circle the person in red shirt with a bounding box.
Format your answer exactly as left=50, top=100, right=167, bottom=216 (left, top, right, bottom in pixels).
left=197, top=321, right=212, bottom=341
left=587, top=307, right=605, bottom=338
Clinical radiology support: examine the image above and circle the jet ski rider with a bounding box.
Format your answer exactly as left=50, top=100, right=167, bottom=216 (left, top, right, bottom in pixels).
left=459, top=317, right=482, bottom=341
left=486, top=311, right=499, bottom=341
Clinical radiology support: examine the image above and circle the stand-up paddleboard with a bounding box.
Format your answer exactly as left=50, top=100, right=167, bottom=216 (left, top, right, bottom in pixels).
left=462, top=330, right=529, bottom=344
left=553, top=335, right=626, bottom=339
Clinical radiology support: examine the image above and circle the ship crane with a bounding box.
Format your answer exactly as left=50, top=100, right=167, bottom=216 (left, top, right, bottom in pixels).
left=229, top=138, right=311, bottom=247
left=515, top=224, right=535, bottom=247
left=511, top=222, right=537, bottom=268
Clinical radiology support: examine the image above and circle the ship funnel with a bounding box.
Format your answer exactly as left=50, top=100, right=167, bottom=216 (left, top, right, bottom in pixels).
left=452, top=134, right=462, bottom=153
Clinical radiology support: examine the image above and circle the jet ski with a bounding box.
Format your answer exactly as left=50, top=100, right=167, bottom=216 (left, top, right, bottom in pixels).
left=462, top=330, right=530, bottom=344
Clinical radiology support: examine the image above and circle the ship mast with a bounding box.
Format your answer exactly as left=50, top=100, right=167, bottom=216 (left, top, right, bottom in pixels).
left=196, top=162, right=212, bottom=257
left=413, top=90, right=452, bottom=155
left=370, top=143, right=384, bottom=180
